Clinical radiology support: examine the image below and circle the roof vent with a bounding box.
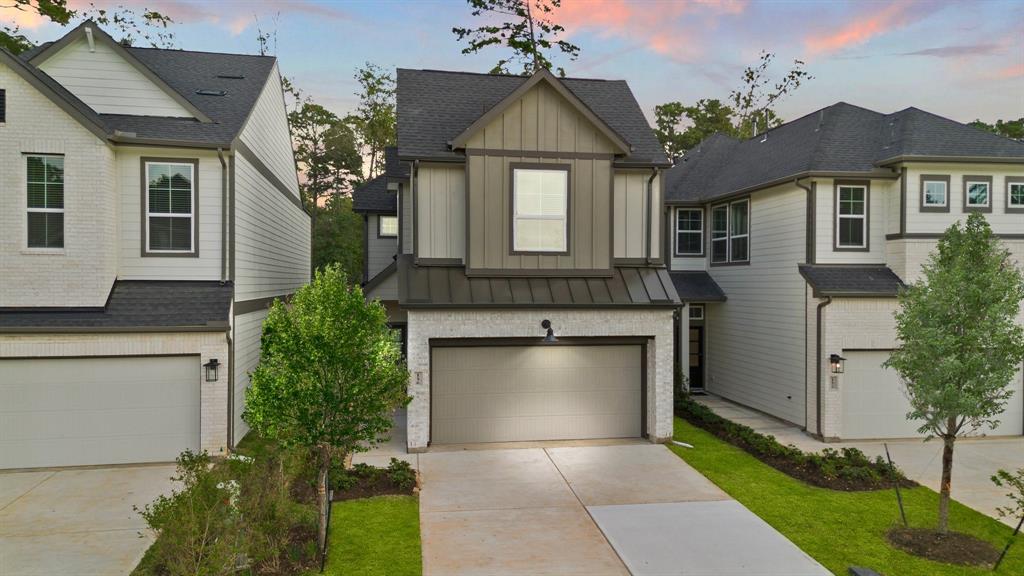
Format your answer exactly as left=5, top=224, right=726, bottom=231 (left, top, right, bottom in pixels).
left=216, top=73, right=245, bottom=80
left=195, top=89, right=227, bottom=97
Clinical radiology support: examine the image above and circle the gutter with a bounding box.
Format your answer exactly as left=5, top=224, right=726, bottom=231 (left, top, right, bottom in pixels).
left=218, top=148, right=228, bottom=283
left=645, top=168, right=658, bottom=262
left=815, top=296, right=833, bottom=437
left=663, top=168, right=899, bottom=207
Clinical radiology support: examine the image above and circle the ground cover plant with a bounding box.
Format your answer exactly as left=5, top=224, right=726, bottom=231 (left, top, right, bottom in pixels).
left=330, top=457, right=418, bottom=501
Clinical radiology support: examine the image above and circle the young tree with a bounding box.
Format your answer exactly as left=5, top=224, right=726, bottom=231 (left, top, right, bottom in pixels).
left=2, top=1, right=175, bottom=54
left=885, top=213, right=1024, bottom=533
left=453, top=0, right=580, bottom=76
left=348, top=63, right=396, bottom=180
left=311, top=194, right=363, bottom=280
left=729, top=51, right=811, bottom=138
left=243, top=265, right=409, bottom=561
left=654, top=99, right=737, bottom=161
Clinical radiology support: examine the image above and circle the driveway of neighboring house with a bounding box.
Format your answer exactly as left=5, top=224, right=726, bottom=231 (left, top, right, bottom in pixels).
left=416, top=442, right=829, bottom=575
left=696, top=394, right=1024, bottom=527
left=0, top=464, right=177, bottom=576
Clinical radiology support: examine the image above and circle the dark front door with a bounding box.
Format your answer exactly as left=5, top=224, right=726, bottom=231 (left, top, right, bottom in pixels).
left=689, top=327, right=704, bottom=390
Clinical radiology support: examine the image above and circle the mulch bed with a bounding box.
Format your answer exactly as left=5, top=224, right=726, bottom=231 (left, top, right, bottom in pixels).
left=332, top=474, right=416, bottom=501
left=887, top=526, right=1000, bottom=567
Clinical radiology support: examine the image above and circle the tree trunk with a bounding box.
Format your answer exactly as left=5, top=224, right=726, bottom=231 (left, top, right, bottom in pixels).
left=316, top=446, right=330, bottom=562
left=938, top=426, right=957, bottom=534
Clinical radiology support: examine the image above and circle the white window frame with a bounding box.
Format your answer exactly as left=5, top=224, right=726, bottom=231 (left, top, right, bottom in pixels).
left=145, top=161, right=196, bottom=254
left=836, top=184, right=868, bottom=249
left=1010, top=182, right=1024, bottom=208
left=512, top=166, right=569, bottom=254
left=674, top=207, right=704, bottom=256
left=25, top=154, right=65, bottom=251
left=922, top=179, right=947, bottom=207
left=689, top=304, right=704, bottom=320
left=965, top=180, right=990, bottom=207
left=378, top=214, right=398, bottom=238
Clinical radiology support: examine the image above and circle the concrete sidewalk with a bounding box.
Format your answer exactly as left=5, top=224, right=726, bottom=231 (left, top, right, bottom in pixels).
left=694, top=394, right=1024, bottom=527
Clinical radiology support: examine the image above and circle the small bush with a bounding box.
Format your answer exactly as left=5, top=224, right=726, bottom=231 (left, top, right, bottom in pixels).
left=387, top=458, right=417, bottom=490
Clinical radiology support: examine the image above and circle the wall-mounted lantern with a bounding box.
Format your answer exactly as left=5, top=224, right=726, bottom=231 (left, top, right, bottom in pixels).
left=541, top=319, right=558, bottom=343
left=829, top=354, right=846, bottom=374
left=204, top=358, right=220, bottom=382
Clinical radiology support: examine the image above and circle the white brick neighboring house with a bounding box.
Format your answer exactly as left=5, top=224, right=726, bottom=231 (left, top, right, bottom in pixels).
left=0, top=22, right=309, bottom=469
left=664, top=103, right=1024, bottom=441
left=355, top=68, right=679, bottom=452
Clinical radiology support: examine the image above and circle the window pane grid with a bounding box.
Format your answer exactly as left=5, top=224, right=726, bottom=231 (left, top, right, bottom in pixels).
left=513, top=168, right=567, bottom=252
left=26, top=155, right=64, bottom=249
left=675, top=208, right=703, bottom=255
left=146, top=162, right=194, bottom=253
left=379, top=215, right=398, bottom=236
left=710, top=201, right=748, bottom=263
left=837, top=186, right=866, bottom=248
left=966, top=182, right=989, bottom=206
left=923, top=180, right=947, bottom=206
left=1011, top=183, right=1024, bottom=206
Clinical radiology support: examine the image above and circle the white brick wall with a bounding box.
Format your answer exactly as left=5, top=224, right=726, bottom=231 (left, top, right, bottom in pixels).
left=405, top=308, right=674, bottom=451
left=0, top=331, right=231, bottom=454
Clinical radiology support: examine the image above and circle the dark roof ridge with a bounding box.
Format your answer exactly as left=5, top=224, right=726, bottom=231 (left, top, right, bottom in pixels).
left=894, top=106, right=1024, bottom=146
left=401, top=67, right=623, bottom=83
left=126, top=46, right=275, bottom=59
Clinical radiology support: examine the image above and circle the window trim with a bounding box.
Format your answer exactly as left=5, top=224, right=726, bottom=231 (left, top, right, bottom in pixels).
left=1007, top=177, right=1024, bottom=214
left=674, top=207, right=704, bottom=257
left=141, top=157, right=200, bottom=257
left=962, top=175, right=992, bottom=213
left=24, top=153, right=66, bottom=252
left=509, top=162, right=571, bottom=256
left=833, top=180, right=870, bottom=252
left=709, top=197, right=750, bottom=266
left=689, top=304, right=704, bottom=321
left=919, top=174, right=950, bottom=213
left=377, top=214, right=399, bottom=238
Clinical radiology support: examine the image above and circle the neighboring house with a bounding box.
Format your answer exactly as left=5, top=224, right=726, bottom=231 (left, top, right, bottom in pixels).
left=0, top=22, right=310, bottom=469
left=380, top=67, right=679, bottom=452
left=663, top=102, right=1024, bottom=441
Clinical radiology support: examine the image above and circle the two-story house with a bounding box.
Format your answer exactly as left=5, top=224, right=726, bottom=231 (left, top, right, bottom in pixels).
left=664, top=102, right=1024, bottom=440
left=0, top=22, right=310, bottom=469
left=371, top=68, right=680, bottom=452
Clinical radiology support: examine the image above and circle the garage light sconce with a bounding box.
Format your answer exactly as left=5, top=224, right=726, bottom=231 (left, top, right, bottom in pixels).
left=204, top=358, right=220, bottom=382
left=829, top=354, right=846, bottom=374
left=541, top=319, right=558, bottom=344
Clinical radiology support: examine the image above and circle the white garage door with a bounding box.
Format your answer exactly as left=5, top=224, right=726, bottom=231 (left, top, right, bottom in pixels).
left=431, top=344, right=642, bottom=444
left=842, top=350, right=1023, bottom=439
left=0, top=356, right=201, bottom=469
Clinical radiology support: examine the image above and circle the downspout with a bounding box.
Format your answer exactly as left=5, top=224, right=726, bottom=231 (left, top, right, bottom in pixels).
left=645, top=167, right=658, bottom=262
left=411, top=160, right=419, bottom=259
left=218, top=148, right=228, bottom=283
left=815, top=296, right=833, bottom=438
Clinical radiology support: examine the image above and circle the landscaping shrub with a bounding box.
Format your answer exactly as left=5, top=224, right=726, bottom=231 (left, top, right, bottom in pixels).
left=387, top=458, right=417, bottom=490
left=330, top=458, right=418, bottom=501
left=675, top=392, right=913, bottom=491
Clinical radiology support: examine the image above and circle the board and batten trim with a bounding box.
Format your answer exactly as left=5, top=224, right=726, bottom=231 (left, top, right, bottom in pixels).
left=139, top=157, right=200, bottom=258
left=233, top=140, right=308, bottom=215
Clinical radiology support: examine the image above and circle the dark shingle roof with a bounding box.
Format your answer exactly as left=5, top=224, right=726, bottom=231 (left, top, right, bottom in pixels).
left=669, top=271, right=727, bottom=302
left=352, top=174, right=396, bottom=213
left=666, top=103, right=1024, bottom=203
left=397, top=69, right=669, bottom=166
left=0, top=281, right=232, bottom=331
left=398, top=256, right=679, bottom=308
left=798, top=264, right=904, bottom=297
left=385, top=146, right=410, bottom=180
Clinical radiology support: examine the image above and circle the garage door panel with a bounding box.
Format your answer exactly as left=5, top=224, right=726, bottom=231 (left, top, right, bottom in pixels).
left=0, top=356, right=201, bottom=469
left=432, top=344, right=642, bottom=444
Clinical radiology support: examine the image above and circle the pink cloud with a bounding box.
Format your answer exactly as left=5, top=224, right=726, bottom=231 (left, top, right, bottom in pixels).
left=556, top=0, right=748, bottom=63
left=804, top=0, right=931, bottom=56
left=993, top=62, right=1023, bottom=79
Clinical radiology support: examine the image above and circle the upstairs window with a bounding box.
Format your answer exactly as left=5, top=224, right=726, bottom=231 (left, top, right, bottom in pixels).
left=26, top=155, right=64, bottom=249
left=145, top=160, right=197, bottom=255
left=1008, top=178, right=1024, bottom=212
left=836, top=183, right=868, bottom=249
left=920, top=175, right=949, bottom=211
left=963, top=176, right=991, bottom=211
left=710, top=199, right=749, bottom=264
left=512, top=165, right=569, bottom=253
left=379, top=215, right=398, bottom=237
left=675, top=208, right=703, bottom=256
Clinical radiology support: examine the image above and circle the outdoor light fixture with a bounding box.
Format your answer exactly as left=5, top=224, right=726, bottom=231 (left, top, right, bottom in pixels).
left=541, top=319, right=558, bottom=343
left=829, top=353, right=846, bottom=374
left=204, top=358, right=220, bottom=382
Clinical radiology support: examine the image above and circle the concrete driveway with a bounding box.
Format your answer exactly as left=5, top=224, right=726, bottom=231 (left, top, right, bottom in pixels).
left=698, top=394, right=1024, bottom=526
left=0, top=465, right=177, bottom=576
left=418, top=443, right=828, bottom=575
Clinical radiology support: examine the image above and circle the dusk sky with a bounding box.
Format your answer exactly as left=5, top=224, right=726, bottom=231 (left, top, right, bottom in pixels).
left=7, top=0, right=1023, bottom=127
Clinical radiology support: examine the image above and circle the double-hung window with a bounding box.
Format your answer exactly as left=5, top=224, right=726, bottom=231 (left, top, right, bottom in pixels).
left=1008, top=178, right=1024, bottom=213
left=836, top=183, right=867, bottom=249
left=26, top=155, right=65, bottom=249
left=920, top=175, right=949, bottom=211
left=710, top=198, right=749, bottom=264
left=675, top=208, right=703, bottom=256
left=145, top=160, right=196, bottom=254
left=512, top=165, right=569, bottom=253
left=379, top=215, right=398, bottom=237
left=963, top=176, right=992, bottom=212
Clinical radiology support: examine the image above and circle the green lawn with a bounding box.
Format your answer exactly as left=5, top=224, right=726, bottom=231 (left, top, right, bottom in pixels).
left=669, top=417, right=1022, bottom=576
left=322, top=495, right=422, bottom=576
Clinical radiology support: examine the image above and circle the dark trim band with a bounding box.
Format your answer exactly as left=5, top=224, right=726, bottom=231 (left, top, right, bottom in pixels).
left=233, top=140, right=309, bottom=216
left=233, top=293, right=293, bottom=316
left=466, top=148, right=615, bottom=160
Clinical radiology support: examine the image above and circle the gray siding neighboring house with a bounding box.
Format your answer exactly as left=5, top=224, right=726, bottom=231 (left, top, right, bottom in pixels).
left=665, top=102, right=1024, bottom=440
left=0, top=21, right=309, bottom=470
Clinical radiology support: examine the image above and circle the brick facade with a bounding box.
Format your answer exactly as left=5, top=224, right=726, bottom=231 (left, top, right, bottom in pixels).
left=405, top=308, right=675, bottom=451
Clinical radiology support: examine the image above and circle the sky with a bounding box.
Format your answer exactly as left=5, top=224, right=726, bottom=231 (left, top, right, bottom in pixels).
left=5, top=0, right=1023, bottom=127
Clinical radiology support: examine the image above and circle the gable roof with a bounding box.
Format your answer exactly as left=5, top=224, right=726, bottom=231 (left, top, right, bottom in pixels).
left=385, top=146, right=410, bottom=180
left=5, top=22, right=277, bottom=148
left=665, top=102, right=1024, bottom=203
left=352, top=174, right=396, bottom=213
left=397, top=68, right=669, bottom=166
